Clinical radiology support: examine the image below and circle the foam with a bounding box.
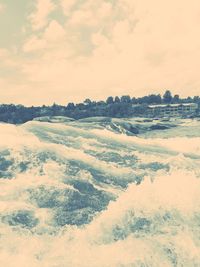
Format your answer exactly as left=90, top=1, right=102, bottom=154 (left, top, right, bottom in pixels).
left=1, top=120, right=200, bottom=266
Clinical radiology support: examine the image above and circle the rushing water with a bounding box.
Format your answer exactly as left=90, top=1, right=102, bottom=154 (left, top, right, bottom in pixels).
left=1, top=117, right=200, bottom=267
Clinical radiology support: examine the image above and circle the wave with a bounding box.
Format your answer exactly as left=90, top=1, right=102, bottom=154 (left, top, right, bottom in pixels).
left=1, top=119, right=200, bottom=266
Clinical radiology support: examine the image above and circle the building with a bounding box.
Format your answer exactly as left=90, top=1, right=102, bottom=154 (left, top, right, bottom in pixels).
left=147, top=103, right=198, bottom=117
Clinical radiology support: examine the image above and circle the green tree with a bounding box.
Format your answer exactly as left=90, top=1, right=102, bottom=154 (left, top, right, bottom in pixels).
left=131, top=97, right=138, bottom=104
left=147, top=94, right=162, bottom=104
left=66, top=102, right=75, bottom=110
left=193, top=96, right=200, bottom=103
left=114, top=96, right=120, bottom=103
left=163, top=90, right=172, bottom=103
left=173, top=94, right=180, bottom=103
left=84, top=98, right=92, bottom=106
left=106, top=96, right=114, bottom=104
left=121, top=95, right=131, bottom=103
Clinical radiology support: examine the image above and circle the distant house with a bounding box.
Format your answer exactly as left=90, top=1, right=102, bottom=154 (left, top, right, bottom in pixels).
left=147, top=103, right=198, bottom=117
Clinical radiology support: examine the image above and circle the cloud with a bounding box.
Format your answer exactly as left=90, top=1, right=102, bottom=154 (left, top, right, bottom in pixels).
left=60, top=0, right=77, bottom=16
left=0, top=48, right=18, bottom=68
left=44, top=20, right=66, bottom=41
left=2, top=0, right=200, bottom=105
left=23, top=36, right=46, bottom=52
left=0, top=3, right=5, bottom=12
left=68, top=0, right=113, bottom=28
left=29, top=0, right=56, bottom=30
left=0, top=48, right=9, bottom=58
left=23, top=20, right=66, bottom=52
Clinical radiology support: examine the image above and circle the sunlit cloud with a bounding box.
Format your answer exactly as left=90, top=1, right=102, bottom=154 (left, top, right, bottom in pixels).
left=0, top=0, right=200, bottom=105
left=28, top=0, right=56, bottom=30
left=0, top=3, right=5, bottom=12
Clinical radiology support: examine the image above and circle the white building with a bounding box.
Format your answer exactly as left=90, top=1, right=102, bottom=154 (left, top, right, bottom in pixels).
left=148, top=103, right=198, bottom=117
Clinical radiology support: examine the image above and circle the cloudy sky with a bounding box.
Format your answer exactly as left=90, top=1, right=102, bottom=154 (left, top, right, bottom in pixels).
left=0, top=0, right=200, bottom=105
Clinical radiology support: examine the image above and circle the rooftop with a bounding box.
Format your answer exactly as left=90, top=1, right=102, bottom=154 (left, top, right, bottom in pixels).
left=148, top=103, right=197, bottom=108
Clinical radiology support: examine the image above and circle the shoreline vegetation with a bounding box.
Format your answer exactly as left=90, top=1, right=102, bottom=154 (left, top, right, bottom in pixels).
left=0, top=90, right=200, bottom=124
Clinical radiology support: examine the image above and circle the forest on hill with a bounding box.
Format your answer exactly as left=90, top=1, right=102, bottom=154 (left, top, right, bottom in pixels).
left=0, top=90, right=199, bottom=124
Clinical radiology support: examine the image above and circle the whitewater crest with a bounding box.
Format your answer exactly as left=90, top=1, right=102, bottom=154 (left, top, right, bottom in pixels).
left=1, top=117, right=200, bottom=267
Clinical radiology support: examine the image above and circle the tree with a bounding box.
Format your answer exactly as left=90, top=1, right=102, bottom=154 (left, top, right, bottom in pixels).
left=66, top=102, right=75, bottom=110
left=147, top=94, right=162, bottom=104
left=106, top=96, right=114, bottom=104
left=138, top=96, right=148, bottom=104
left=131, top=97, right=138, bottom=104
left=173, top=94, right=180, bottom=103
left=84, top=98, right=92, bottom=106
left=121, top=95, right=131, bottom=103
left=186, top=96, right=192, bottom=103
left=193, top=96, right=200, bottom=103
left=114, top=96, right=120, bottom=103
left=52, top=103, right=59, bottom=115
left=163, top=90, right=172, bottom=103
left=76, top=103, right=85, bottom=110
left=96, top=101, right=105, bottom=106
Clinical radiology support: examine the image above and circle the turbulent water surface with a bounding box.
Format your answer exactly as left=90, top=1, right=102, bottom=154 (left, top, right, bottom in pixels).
left=1, top=117, right=200, bottom=267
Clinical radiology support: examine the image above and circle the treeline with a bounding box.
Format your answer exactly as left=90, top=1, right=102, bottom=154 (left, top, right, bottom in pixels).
left=0, top=90, right=199, bottom=124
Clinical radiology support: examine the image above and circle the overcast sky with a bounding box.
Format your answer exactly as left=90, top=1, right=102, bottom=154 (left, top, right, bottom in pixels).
left=0, top=0, right=200, bottom=105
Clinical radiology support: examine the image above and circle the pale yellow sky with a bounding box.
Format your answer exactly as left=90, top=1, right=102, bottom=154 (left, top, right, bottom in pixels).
left=0, top=0, right=200, bottom=105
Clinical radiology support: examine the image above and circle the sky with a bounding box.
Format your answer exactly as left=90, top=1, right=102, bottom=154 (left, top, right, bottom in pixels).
left=0, top=0, right=200, bottom=106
